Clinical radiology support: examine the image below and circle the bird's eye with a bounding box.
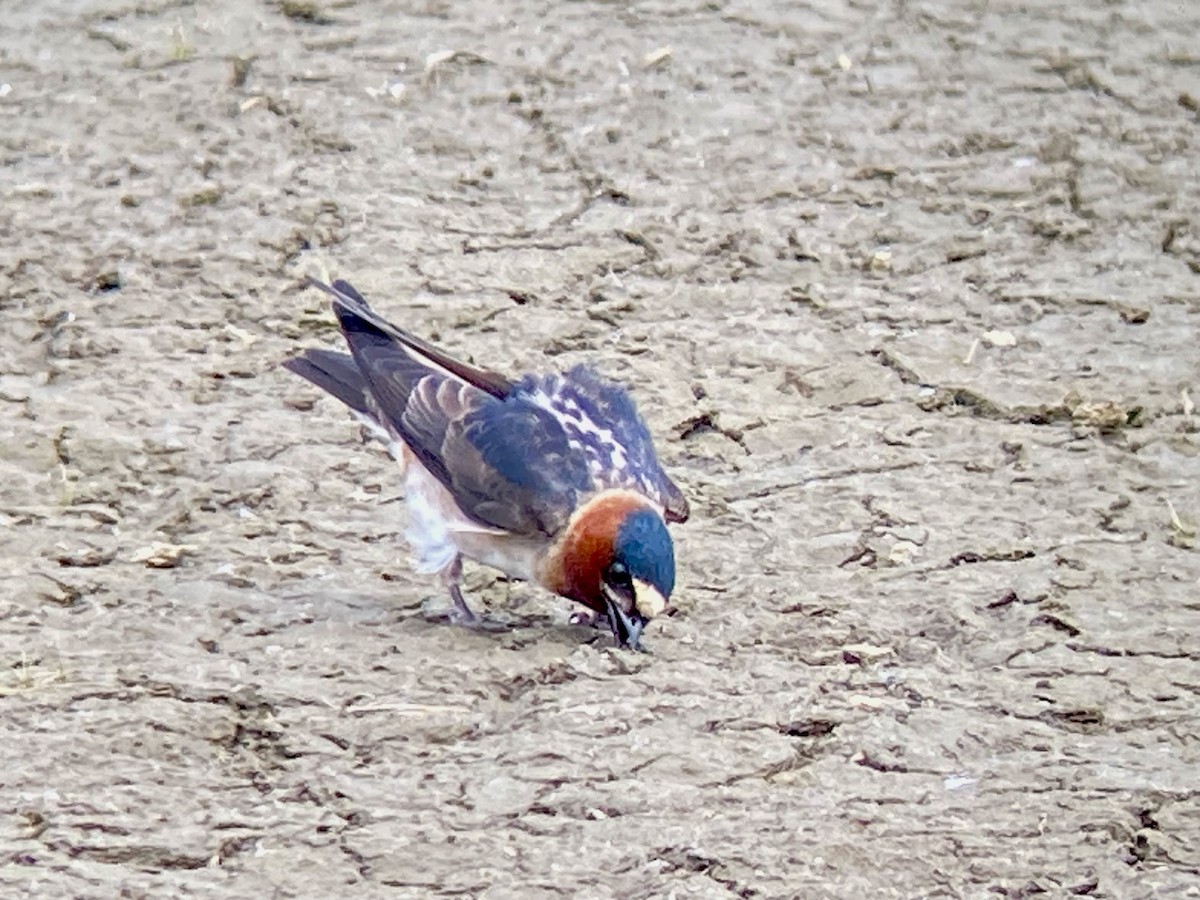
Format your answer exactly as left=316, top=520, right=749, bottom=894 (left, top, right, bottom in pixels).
left=604, top=561, right=633, bottom=594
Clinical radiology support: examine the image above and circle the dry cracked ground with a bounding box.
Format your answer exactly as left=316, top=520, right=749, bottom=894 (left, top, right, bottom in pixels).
left=2, top=0, right=1199, bottom=897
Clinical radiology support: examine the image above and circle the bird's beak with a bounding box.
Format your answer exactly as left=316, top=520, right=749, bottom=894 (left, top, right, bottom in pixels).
left=604, top=595, right=647, bottom=651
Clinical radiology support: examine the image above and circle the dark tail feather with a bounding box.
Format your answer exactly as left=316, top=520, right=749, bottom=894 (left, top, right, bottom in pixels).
left=282, top=349, right=370, bottom=415
left=329, top=278, right=368, bottom=306
left=304, top=275, right=515, bottom=400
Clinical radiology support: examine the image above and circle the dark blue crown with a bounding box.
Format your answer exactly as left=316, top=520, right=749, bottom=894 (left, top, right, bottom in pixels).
left=614, top=507, right=676, bottom=598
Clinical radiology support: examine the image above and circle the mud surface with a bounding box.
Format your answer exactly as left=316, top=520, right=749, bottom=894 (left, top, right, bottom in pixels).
left=3, top=1, right=1200, bottom=897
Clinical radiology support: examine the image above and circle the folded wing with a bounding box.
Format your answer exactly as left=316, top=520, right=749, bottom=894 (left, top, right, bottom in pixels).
left=295, top=279, right=593, bottom=537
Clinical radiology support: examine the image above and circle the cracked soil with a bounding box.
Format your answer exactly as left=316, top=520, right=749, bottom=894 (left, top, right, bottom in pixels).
left=3, top=0, right=1200, bottom=897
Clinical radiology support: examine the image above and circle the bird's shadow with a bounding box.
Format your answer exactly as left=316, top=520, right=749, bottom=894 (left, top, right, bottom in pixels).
left=418, top=601, right=636, bottom=651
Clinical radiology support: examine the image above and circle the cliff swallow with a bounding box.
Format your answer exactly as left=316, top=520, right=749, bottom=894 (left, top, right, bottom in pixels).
left=283, top=277, right=689, bottom=648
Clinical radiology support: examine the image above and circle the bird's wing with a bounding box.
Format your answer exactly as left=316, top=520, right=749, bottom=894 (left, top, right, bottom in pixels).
left=516, top=365, right=690, bottom=523
left=311, top=278, right=592, bottom=536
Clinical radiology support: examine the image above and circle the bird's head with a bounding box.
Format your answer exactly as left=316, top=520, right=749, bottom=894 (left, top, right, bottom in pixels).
left=554, top=493, right=677, bottom=650
left=599, top=506, right=676, bottom=649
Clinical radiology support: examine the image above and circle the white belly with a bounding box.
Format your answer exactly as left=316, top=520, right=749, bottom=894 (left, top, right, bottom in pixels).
left=400, top=447, right=543, bottom=582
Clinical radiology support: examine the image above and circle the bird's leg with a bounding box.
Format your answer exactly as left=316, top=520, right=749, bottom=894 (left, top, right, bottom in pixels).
left=442, top=555, right=477, bottom=625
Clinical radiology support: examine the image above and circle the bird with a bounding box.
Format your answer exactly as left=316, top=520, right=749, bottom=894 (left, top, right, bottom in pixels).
left=282, top=276, right=689, bottom=649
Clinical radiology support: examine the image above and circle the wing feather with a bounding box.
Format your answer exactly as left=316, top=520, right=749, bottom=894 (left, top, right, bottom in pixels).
left=300, top=278, right=591, bottom=536
left=517, top=365, right=689, bottom=523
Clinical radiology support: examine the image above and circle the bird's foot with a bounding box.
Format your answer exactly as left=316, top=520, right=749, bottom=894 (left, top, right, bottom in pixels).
left=449, top=591, right=478, bottom=626
left=421, top=597, right=478, bottom=625
left=568, top=609, right=648, bottom=651
left=568, top=609, right=604, bottom=629
left=450, top=607, right=478, bottom=626
left=421, top=596, right=513, bottom=635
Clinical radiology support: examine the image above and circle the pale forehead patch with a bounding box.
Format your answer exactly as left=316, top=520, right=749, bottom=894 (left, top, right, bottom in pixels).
left=632, top=577, right=667, bottom=619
